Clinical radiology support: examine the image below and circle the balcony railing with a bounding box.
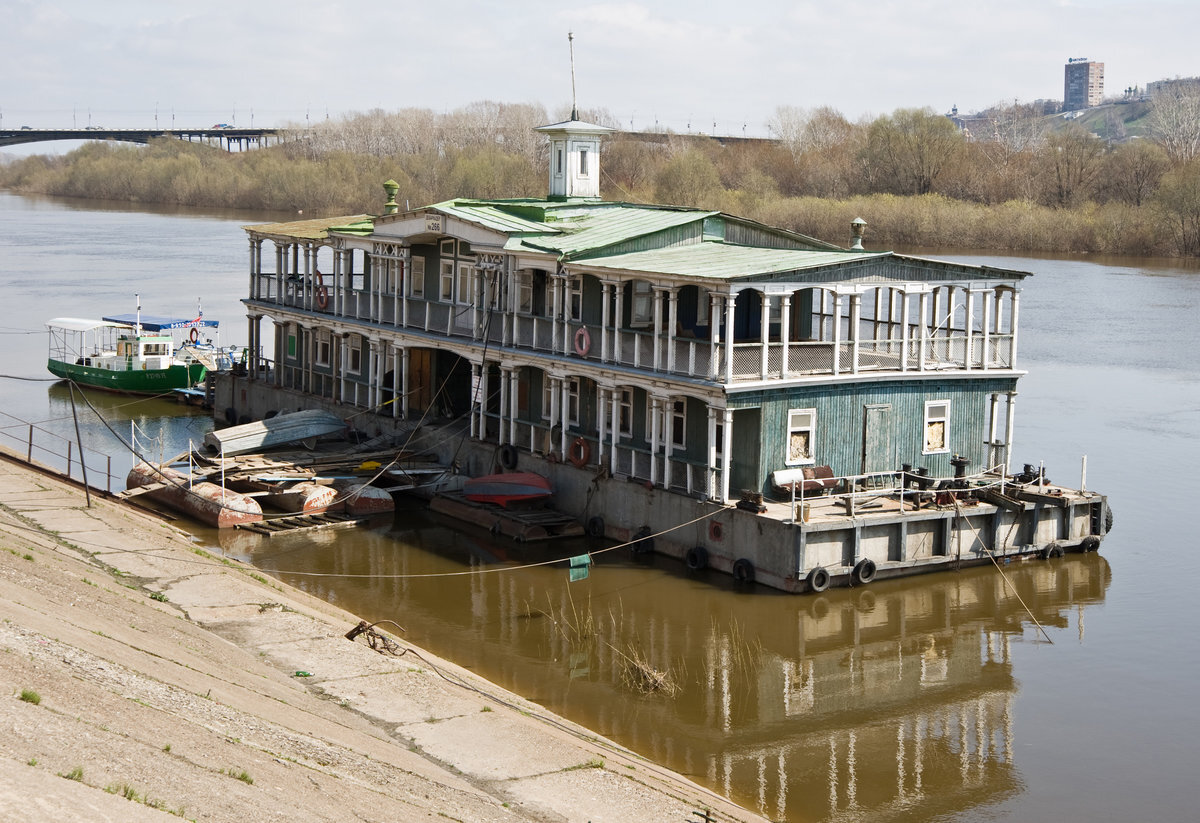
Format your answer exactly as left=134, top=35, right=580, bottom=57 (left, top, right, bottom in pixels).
left=251, top=282, right=1015, bottom=384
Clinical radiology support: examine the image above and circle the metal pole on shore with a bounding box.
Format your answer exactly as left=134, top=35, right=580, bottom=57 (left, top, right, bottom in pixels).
left=68, top=383, right=92, bottom=507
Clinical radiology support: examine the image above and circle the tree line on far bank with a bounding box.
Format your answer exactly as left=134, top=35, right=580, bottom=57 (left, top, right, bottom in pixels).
left=2, top=94, right=1199, bottom=257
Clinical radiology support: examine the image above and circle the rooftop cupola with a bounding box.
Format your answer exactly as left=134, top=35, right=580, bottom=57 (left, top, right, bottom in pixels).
left=535, top=118, right=613, bottom=200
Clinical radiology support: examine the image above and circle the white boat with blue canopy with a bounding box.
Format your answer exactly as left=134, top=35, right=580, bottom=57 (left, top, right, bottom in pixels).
left=47, top=301, right=243, bottom=395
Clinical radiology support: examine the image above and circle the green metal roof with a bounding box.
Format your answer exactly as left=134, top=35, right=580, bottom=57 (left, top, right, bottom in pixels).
left=575, top=242, right=886, bottom=280
left=519, top=205, right=719, bottom=256
left=430, top=199, right=558, bottom=235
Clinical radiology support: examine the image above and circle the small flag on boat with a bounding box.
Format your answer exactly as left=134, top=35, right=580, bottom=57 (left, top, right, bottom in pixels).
left=568, top=554, right=592, bottom=582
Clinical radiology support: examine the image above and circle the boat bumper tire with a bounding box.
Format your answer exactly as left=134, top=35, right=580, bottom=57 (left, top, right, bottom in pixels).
left=732, top=558, right=755, bottom=584
left=806, top=566, right=831, bottom=593
left=852, top=558, right=877, bottom=585
left=685, top=546, right=708, bottom=571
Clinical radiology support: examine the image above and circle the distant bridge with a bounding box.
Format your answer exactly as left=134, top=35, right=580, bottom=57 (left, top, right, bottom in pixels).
left=0, top=127, right=283, bottom=150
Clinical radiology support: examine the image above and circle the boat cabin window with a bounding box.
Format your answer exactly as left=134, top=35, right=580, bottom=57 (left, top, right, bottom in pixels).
left=316, top=330, right=331, bottom=366
left=924, top=400, right=950, bottom=454
left=786, top=408, right=816, bottom=466
left=455, top=261, right=474, bottom=305
left=568, top=277, right=583, bottom=322
left=670, top=399, right=686, bottom=448
left=440, top=260, right=454, bottom=301
left=618, top=389, right=633, bottom=437
left=409, top=256, right=425, bottom=298
left=516, top=271, right=534, bottom=314
left=631, top=281, right=654, bottom=328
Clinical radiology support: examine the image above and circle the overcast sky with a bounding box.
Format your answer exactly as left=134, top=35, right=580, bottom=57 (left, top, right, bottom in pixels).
left=2, top=0, right=1197, bottom=139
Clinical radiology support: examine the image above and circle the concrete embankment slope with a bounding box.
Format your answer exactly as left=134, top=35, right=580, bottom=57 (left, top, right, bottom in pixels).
left=0, top=450, right=764, bottom=823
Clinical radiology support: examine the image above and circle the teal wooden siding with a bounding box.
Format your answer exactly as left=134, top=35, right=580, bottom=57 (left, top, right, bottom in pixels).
left=730, top=377, right=1018, bottom=492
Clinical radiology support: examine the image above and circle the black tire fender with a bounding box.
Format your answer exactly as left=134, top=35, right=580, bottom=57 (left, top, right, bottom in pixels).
left=685, top=546, right=708, bottom=571
left=806, top=566, right=831, bottom=593
left=852, top=558, right=877, bottom=585
left=631, top=526, right=654, bottom=555
left=498, top=443, right=518, bottom=471
left=585, top=516, right=605, bottom=538
left=732, top=558, right=755, bottom=584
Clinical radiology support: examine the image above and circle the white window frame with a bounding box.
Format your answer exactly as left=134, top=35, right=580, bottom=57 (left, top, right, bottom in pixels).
left=568, top=276, right=583, bottom=322
left=618, top=389, right=633, bottom=437
left=785, top=408, right=816, bottom=466
left=439, top=260, right=454, bottom=301
left=517, top=271, right=533, bottom=314
left=631, top=280, right=654, bottom=328
left=409, top=256, right=425, bottom=298
left=579, top=148, right=590, bottom=177
left=670, top=398, right=686, bottom=448
left=455, top=261, right=474, bottom=306
left=566, top=378, right=580, bottom=426
left=315, top=330, right=331, bottom=367
left=924, top=399, right=951, bottom=455
left=541, top=378, right=553, bottom=422
left=348, top=336, right=362, bottom=375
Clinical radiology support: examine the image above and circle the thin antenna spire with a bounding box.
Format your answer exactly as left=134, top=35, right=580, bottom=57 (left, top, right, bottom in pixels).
left=568, top=31, right=578, bottom=121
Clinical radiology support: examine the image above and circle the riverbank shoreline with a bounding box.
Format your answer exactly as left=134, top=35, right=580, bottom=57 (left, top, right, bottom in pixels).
left=0, top=447, right=764, bottom=823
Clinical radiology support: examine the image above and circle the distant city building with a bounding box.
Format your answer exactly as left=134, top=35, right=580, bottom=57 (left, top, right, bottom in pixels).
left=1064, top=58, right=1104, bottom=110
left=1146, top=77, right=1200, bottom=97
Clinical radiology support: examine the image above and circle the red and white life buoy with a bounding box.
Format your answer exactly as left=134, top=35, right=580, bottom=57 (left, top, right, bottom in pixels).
left=569, top=436, right=591, bottom=467
left=316, top=284, right=329, bottom=310
left=189, top=327, right=199, bottom=343
left=573, top=326, right=591, bottom=357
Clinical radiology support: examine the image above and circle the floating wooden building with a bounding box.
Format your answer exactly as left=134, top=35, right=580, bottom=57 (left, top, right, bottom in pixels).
left=216, top=118, right=1110, bottom=591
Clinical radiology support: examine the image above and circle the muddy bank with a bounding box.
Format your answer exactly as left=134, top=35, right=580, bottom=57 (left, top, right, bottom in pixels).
left=0, top=450, right=763, bottom=823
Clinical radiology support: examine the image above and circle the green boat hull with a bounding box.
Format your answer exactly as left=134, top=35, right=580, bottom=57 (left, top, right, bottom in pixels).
left=47, top=359, right=206, bottom=394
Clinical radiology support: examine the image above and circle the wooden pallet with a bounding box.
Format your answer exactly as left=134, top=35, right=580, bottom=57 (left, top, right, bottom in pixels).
left=234, top=511, right=370, bottom=536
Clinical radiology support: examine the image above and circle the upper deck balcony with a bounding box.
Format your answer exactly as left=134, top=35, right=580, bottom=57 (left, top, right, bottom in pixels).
left=245, top=237, right=1019, bottom=388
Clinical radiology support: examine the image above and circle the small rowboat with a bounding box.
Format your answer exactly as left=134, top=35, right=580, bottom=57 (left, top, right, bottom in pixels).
left=463, top=472, right=552, bottom=508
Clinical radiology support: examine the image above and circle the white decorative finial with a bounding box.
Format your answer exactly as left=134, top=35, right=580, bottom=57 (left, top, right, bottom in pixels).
left=568, top=31, right=578, bottom=121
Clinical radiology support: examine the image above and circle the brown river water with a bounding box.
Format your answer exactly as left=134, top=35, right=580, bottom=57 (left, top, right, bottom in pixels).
left=2, top=190, right=1198, bottom=822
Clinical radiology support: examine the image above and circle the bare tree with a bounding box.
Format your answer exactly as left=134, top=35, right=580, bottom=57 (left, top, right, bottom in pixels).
left=767, top=105, right=851, bottom=160
left=1154, top=159, right=1200, bottom=254
left=1147, top=82, right=1200, bottom=164
left=1038, top=125, right=1104, bottom=207
left=1102, top=140, right=1168, bottom=206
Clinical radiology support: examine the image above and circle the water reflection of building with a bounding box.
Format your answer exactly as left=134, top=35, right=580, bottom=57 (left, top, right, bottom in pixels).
left=243, top=520, right=1108, bottom=823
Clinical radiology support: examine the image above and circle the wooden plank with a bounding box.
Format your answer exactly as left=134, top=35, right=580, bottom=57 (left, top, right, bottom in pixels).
left=116, top=481, right=170, bottom=499
left=978, top=487, right=1025, bottom=512
left=1015, top=489, right=1069, bottom=508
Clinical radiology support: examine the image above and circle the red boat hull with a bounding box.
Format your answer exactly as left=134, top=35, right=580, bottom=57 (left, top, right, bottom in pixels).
left=462, top=472, right=552, bottom=508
